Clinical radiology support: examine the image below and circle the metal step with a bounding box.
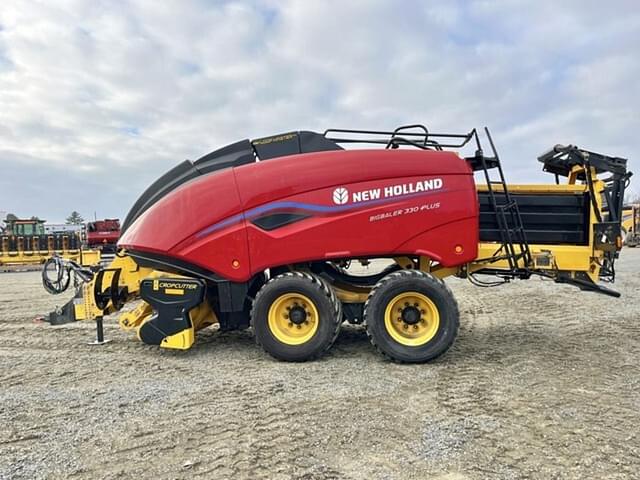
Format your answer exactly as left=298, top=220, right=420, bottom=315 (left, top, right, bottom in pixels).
left=479, top=128, right=532, bottom=273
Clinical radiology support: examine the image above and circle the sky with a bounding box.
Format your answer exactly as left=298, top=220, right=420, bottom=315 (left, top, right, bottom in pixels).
left=0, top=0, right=639, bottom=223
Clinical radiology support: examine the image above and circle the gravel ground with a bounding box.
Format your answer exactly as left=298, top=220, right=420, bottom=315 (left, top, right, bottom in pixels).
left=1, top=249, right=639, bottom=480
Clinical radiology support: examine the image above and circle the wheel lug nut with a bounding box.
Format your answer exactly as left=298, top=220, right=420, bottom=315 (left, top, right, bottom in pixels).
left=413, top=325, right=419, bottom=330
left=286, top=306, right=291, bottom=310
left=296, top=325, right=302, bottom=329
left=403, top=324, right=408, bottom=330
left=305, top=321, right=309, bottom=325
left=404, top=302, right=409, bottom=307
left=414, top=303, right=419, bottom=307
left=420, top=309, right=425, bottom=314
left=397, top=308, right=402, bottom=313
left=284, top=314, right=289, bottom=319
left=288, top=322, right=293, bottom=327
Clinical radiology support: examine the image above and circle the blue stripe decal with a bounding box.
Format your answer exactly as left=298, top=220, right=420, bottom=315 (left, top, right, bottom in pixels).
left=196, top=213, right=245, bottom=237
left=196, top=188, right=446, bottom=238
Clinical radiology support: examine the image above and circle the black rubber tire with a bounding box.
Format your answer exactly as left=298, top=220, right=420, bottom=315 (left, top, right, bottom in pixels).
left=316, top=274, right=343, bottom=343
left=252, top=271, right=341, bottom=362
left=364, top=270, right=459, bottom=363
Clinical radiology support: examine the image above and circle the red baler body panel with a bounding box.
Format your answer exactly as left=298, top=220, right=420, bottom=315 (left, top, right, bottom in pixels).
left=119, top=150, right=479, bottom=282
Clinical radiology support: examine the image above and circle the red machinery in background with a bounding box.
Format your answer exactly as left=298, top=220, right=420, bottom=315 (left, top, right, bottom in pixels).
left=86, top=219, right=121, bottom=253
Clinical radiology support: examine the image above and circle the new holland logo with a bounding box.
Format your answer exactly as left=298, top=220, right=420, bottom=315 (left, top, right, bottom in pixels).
left=333, top=187, right=349, bottom=205
left=331, top=178, right=443, bottom=205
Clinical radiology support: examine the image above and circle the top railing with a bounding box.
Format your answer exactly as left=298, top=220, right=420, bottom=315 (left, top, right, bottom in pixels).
left=323, top=124, right=482, bottom=151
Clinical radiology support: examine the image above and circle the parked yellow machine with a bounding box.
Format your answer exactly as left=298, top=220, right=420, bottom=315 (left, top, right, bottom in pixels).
left=0, top=217, right=100, bottom=268
left=622, top=204, right=640, bottom=247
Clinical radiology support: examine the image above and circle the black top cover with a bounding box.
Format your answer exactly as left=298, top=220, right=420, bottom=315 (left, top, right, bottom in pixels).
left=121, top=140, right=254, bottom=233
left=121, top=132, right=342, bottom=234
left=252, top=130, right=342, bottom=160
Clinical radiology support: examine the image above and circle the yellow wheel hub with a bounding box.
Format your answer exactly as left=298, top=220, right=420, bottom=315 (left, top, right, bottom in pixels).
left=384, top=292, right=440, bottom=346
left=268, top=293, right=319, bottom=345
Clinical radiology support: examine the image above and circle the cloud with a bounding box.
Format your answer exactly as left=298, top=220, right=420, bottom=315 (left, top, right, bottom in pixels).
left=0, top=0, right=639, bottom=221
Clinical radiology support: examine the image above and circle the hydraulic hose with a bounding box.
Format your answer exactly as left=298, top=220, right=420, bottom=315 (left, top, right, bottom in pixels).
left=42, top=256, right=94, bottom=295
left=42, top=257, right=71, bottom=294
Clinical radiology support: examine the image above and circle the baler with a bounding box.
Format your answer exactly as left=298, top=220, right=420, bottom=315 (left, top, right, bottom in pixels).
left=42, top=125, right=631, bottom=362
left=86, top=218, right=121, bottom=253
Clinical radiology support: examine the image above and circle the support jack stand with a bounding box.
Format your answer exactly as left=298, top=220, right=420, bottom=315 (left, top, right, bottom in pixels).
left=88, top=316, right=112, bottom=345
